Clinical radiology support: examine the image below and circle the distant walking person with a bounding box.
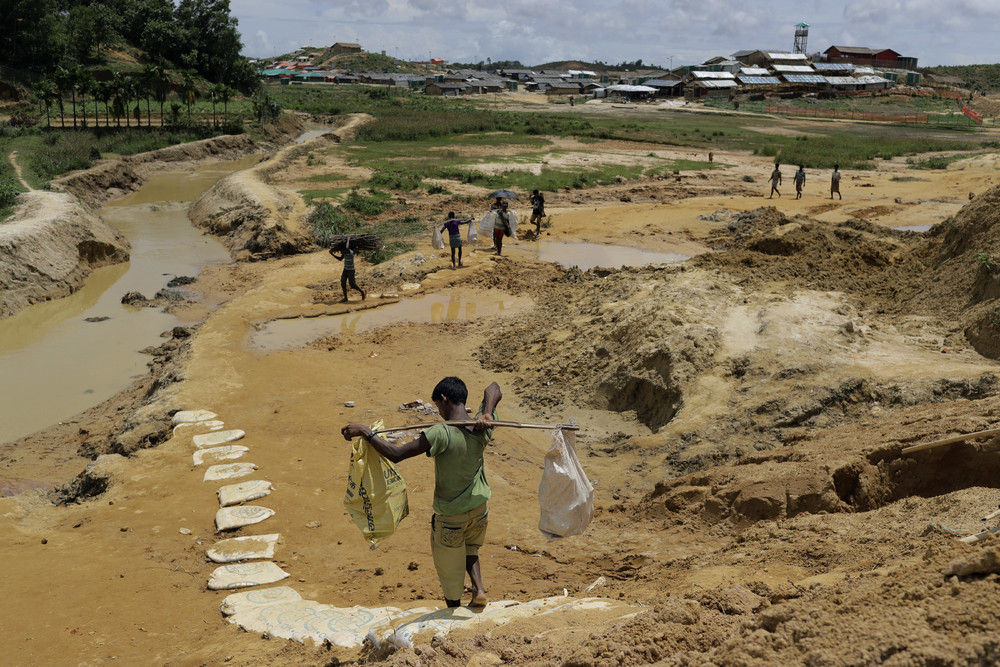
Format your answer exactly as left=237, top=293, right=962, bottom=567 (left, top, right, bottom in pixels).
left=494, top=200, right=512, bottom=256
left=441, top=212, right=473, bottom=269
left=529, top=189, right=545, bottom=238
left=769, top=164, right=782, bottom=199
left=794, top=165, right=806, bottom=199
left=830, top=165, right=842, bottom=200
left=330, top=236, right=366, bottom=302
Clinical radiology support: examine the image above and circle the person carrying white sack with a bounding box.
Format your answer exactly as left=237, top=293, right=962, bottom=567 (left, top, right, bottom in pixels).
left=341, top=377, right=502, bottom=609
left=440, top=212, right=473, bottom=269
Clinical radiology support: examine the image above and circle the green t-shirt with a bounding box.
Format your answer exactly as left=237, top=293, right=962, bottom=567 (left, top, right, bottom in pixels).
left=424, top=403, right=496, bottom=515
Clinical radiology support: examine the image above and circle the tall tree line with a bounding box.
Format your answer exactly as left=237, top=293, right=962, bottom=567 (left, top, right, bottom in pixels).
left=0, top=0, right=257, bottom=93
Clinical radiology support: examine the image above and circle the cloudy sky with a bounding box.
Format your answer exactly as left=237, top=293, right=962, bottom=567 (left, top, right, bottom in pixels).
left=231, top=0, right=998, bottom=68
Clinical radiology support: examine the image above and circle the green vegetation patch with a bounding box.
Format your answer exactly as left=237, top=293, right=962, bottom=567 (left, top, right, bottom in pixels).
left=907, top=153, right=979, bottom=170
left=299, top=187, right=354, bottom=205
left=303, top=172, right=353, bottom=182
left=2, top=126, right=227, bottom=187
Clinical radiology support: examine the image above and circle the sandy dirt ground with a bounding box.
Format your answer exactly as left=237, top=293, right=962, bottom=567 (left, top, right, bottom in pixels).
left=4, top=103, right=1000, bottom=666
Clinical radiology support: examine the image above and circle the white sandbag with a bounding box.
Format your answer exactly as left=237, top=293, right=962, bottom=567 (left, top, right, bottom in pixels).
left=220, top=585, right=302, bottom=615
left=194, top=429, right=245, bottom=448
left=172, top=409, right=217, bottom=425
left=204, top=462, right=258, bottom=482
left=538, top=428, right=593, bottom=539
left=467, top=220, right=479, bottom=245
left=506, top=210, right=519, bottom=235
left=207, top=560, right=289, bottom=590
left=478, top=210, right=498, bottom=236
left=173, top=419, right=225, bottom=436
left=215, top=505, right=275, bottom=532
left=207, top=533, right=281, bottom=563
left=431, top=227, right=445, bottom=249
left=194, top=445, right=249, bottom=467
left=218, top=480, right=273, bottom=507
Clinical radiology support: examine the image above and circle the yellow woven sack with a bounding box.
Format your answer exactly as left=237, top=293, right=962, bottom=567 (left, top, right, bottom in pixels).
left=344, top=420, right=409, bottom=547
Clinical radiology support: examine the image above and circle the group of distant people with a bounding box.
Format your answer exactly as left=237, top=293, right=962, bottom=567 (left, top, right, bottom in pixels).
left=769, top=163, right=842, bottom=200
left=436, top=189, right=547, bottom=267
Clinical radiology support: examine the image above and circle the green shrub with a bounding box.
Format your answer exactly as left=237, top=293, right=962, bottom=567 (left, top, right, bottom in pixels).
left=343, top=189, right=394, bottom=215
left=0, top=175, right=20, bottom=207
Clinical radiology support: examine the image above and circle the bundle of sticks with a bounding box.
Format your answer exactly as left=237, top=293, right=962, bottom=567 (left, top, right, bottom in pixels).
left=324, top=234, right=382, bottom=252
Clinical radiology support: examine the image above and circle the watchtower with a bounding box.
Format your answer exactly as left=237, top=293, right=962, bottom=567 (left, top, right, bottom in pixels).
left=793, top=22, right=809, bottom=54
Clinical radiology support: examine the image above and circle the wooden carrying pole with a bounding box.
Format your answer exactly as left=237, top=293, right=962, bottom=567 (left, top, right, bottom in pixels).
left=373, top=420, right=579, bottom=435
left=901, top=427, right=1000, bottom=455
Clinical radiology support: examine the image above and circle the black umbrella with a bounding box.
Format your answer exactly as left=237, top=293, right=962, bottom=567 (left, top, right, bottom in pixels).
left=486, top=189, right=519, bottom=199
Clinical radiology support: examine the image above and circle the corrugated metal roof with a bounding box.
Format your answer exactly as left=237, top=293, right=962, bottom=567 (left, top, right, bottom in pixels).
left=690, top=71, right=736, bottom=79
left=694, top=79, right=738, bottom=88
left=739, top=67, right=770, bottom=76
left=855, top=75, right=891, bottom=84
left=767, top=52, right=808, bottom=60
left=813, top=63, right=855, bottom=71
left=782, top=74, right=827, bottom=84
left=773, top=65, right=815, bottom=73
left=823, top=76, right=858, bottom=86
left=854, top=66, right=876, bottom=75
left=738, top=76, right=782, bottom=85
left=644, top=79, right=683, bottom=87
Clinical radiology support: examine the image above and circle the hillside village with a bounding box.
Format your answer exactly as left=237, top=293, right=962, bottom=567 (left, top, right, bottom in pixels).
left=258, top=34, right=971, bottom=104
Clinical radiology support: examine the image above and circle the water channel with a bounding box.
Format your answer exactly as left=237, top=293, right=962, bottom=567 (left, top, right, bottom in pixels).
left=0, top=154, right=261, bottom=444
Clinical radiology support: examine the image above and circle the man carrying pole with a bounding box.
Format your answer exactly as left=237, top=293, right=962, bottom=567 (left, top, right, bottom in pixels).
left=341, top=377, right=502, bottom=608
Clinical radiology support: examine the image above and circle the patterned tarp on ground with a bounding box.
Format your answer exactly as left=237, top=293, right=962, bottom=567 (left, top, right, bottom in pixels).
left=221, top=589, right=635, bottom=649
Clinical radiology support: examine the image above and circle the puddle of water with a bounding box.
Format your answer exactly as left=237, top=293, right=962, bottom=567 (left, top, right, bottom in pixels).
left=296, top=125, right=332, bottom=145
left=0, top=156, right=258, bottom=445
left=534, top=240, right=689, bottom=271
left=252, top=291, right=529, bottom=353
left=892, top=224, right=933, bottom=233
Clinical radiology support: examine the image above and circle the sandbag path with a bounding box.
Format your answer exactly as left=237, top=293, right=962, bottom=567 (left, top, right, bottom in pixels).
left=171, top=409, right=287, bottom=592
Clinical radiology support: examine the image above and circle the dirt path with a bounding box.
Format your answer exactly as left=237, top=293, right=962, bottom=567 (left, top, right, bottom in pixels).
left=4, top=116, right=1000, bottom=665
left=8, top=150, right=32, bottom=190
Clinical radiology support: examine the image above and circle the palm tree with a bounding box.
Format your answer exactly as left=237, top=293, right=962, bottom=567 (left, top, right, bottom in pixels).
left=210, top=83, right=225, bottom=127
left=218, top=84, right=232, bottom=126
left=181, top=70, right=197, bottom=120
left=53, top=66, right=71, bottom=128
left=141, top=64, right=157, bottom=127
left=95, top=80, right=113, bottom=127
left=111, top=72, right=127, bottom=127
left=152, top=65, right=171, bottom=127
left=77, top=71, right=96, bottom=128
left=33, top=79, right=56, bottom=127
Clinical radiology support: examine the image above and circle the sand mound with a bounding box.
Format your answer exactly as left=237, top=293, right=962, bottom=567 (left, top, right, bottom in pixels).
left=0, top=190, right=130, bottom=317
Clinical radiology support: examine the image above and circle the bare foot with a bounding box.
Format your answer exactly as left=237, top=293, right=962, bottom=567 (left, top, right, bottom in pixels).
left=361, top=289, right=367, bottom=301
left=470, top=591, right=488, bottom=607
left=339, top=297, right=349, bottom=303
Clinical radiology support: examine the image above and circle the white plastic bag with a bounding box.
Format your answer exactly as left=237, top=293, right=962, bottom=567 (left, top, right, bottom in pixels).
left=506, top=210, right=519, bottom=237
left=478, top=210, right=497, bottom=237
left=537, top=428, right=593, bottom=539
left=467, top=219, right=479, bottom=244
left=431, top=227, right=445, bottom=250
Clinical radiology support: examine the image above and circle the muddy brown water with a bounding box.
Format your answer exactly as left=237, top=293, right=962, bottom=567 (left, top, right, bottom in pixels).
left=251, top=289, right=531, bottom=353
left=534, top=240, right=689, bottom=270
left=0, top=155, right=261, bottom=445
